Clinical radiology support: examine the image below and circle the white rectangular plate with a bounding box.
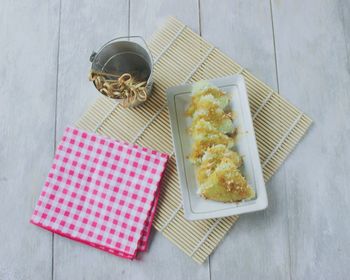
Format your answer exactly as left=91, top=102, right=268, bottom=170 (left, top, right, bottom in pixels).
left=166, top=75, right=268, bottom=220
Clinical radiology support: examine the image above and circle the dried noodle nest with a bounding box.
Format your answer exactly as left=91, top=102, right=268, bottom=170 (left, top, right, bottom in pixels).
left=89, top=70, right=148, bottom=108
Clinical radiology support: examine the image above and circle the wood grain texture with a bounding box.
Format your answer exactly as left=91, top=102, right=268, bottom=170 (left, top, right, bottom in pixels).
left=130, top=0, right=200, bottom=39
left=200, top=0, right=278, bottom=88
left=53, top=1, right=129, bottom=279
left=272, top=0, right=350, bottom=279
left=75, top=16, right=311, bottom=267
left=200, top=1, right=290, bottom=279
left=0, top=0, right=349, bottom=279
left=115, top=1, right=210, bottom=279
left=0, top=1, right=60, bottom=279
left=54, top=0, right=209, bottom=280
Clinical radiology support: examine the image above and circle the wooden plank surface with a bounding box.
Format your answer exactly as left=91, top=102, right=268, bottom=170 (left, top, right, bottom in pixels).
left=54, top=0, right=209, bottom=279
left=0, top=1, right=60, bottom=279
left=271, top=0, right=350, bottom=279
left=0, top=0, right=349, bottom=279
left=53, top=1, right=129, bottom=279
left=126, top=1, right=210, bottom=279
left=200, top=0, right=278, bottom=88
left=200, top=1, right=291, bottom=279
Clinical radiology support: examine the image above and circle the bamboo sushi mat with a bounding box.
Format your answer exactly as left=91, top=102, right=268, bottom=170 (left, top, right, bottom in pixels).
left=76, top=17, right=312, bottom=264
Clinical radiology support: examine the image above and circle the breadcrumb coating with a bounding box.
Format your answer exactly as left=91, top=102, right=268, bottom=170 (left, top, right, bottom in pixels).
left=187, top=82, right=255, bottom=202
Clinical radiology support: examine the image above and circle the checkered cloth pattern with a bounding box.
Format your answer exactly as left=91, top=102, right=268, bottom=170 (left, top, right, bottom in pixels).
left=30, top=126, right=169, bottom=259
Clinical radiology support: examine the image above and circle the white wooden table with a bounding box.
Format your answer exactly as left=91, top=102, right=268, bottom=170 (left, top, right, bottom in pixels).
left=1, top=1, right=349, bottom=279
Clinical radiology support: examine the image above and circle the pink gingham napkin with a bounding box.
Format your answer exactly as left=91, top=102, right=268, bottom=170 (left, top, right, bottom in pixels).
left=30, top=126, right=169, bottom=259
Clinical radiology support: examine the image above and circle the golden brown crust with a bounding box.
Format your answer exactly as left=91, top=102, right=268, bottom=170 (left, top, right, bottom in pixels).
left=187, top=84, right=255, bottom=203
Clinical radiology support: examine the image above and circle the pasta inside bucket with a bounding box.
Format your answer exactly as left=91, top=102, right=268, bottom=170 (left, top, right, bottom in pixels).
left=89, top=36, right=153, bottom=107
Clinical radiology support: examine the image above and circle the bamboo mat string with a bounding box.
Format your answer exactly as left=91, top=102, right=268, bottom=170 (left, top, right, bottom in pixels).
left=237, top=66, right=244, bottom=74
left=94, top=102, right=120, bottom=132
left=153, top=25, right=186, bottom=64
left=159, top=203, right=183, bottom=232
left=131, top=105, right=166, bottom=143
left=190, top=219, right=222, bottom=257
left=261, top=112, right=304, bottom=169
left=252, top=90, right=274, bottom=120
left=77, top=17, right=312, bottom=264
left=136, top=45, right=221, bottom=233
left=183, top=46, right=215, bottom=82
left=131, top=41, right=213, bottom=144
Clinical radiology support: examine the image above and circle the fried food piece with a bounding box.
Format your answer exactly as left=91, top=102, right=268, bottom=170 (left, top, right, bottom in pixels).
left=186, top=87, right=230, bottom=117
left=197, top=144, right=242, bottom=184
left=186, top=81, right=255, bottom=203
left=200, top=158, right=255, bottom=202
left=189, top=95, right=234, bottom=135
left=188, top=123, right=235, bottom=165
left=190, top=119, right=235, bottom=141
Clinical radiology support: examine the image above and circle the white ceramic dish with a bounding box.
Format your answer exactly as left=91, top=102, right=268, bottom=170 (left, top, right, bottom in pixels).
left=166, top=75, right=268, bottom=220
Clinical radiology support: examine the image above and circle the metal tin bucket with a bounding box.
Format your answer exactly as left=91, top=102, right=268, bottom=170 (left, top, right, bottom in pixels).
left=89, top=36, right=153, bottom=107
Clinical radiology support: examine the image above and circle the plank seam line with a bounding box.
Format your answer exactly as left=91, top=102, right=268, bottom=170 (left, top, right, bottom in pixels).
left=252, top=90, right=274, bottom=120
left=159, top=203, right=183, bottom=232
left=190, top=219, right=221, bottom=257
left=52, top=0, right=63, bottom=278
left=262, top=112, right=303, bottom=168
left=183, top=46, right=215, bottom=83
left=153, top=25, right=186, bottom=65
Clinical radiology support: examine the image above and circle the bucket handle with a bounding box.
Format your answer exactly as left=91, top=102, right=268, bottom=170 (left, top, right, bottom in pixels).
left=89, top=36, right=153, bottom=64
